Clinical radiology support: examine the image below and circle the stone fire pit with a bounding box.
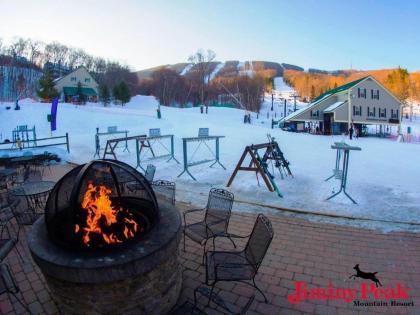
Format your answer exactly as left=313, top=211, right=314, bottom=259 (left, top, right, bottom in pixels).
left=27, top=159, right=182, bottom=315
left=28, top=201, right=181, bottom=315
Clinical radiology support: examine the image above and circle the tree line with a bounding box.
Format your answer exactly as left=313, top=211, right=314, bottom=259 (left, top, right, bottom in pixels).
left=284, top=68, right=420, bottom=104
left=284, top=68, right=420, bottom=120
left=0, top=37, right=137, bottom=102
left=139, top=50, right=275, bottom=112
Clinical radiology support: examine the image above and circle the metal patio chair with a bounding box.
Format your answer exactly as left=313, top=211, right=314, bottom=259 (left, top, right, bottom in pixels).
left=204, top=214, right=274, bottom=303
left=126, top=164, right=156, bottom=195
left=8, top=196, right=41, bottom=242
left=151, top=180, right=176, bottom=205
left=0, top=263, right=31, bottom=314
left=168, top=286, right=255, bottom=315
left=183, top=188, right=236, bottom=263
left=144, top=164, right=156, bottom=182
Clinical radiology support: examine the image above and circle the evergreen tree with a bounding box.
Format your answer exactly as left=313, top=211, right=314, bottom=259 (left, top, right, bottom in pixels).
left=112, top=83, right=121, bottom=104
left=76, top=81, right=86, bottom=103
left=113, top=81, right=130, bottom=106
left=99, top=84, right=111, bottom=106
left=37, top=71, right=59, bottom=101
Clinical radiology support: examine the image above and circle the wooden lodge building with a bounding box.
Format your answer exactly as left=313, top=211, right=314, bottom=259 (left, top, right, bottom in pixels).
left=283, top=76, right=402, bottom=135
left=54, top=66, right=99, bottom=103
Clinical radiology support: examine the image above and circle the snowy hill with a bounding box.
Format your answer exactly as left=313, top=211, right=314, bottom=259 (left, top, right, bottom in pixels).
left=1, top=96, right=420, bottom=231
left=135, top=60, right=286, bottom=80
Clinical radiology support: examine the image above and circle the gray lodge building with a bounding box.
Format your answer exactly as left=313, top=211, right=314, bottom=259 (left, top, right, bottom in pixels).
left=284, top=76, right=401, bottom=135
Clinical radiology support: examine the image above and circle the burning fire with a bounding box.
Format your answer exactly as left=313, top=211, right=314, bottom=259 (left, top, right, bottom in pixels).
left=76, top=182, right=138, bottom=247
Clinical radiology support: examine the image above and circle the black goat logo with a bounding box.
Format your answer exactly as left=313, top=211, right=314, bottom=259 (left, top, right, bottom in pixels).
left=349, top=264, right=382, bottom=287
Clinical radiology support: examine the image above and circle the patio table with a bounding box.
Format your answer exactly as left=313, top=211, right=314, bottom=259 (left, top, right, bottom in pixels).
left=10, top=180, right=55, bottom=214
left=0, top=169, right=17, bottom=177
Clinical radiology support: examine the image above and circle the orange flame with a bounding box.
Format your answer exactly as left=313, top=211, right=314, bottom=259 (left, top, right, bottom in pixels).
left=77, top=182, right=138, bottom=246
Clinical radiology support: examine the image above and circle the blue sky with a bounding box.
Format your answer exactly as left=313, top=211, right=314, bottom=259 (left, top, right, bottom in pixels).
left=0, top=0, right=418, bottom=71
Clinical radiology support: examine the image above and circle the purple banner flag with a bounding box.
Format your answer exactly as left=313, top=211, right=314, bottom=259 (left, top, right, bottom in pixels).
left=51, top=97, right=59, bottom=131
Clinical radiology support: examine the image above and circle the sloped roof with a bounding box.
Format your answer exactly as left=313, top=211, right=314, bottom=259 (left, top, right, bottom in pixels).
left=324, top=101, right=346, bottom=113
left=284, top=76, right=371, bottom=122
left=311, top=76, right=368, bottom=103
left=54, top=66, right=97, bottom=85
left=283, top=106, right=309, bottom=121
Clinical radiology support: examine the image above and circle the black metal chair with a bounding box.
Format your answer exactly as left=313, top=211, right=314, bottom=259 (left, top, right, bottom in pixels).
left=168, top=286, right=255, bottom=315
left=8, top=196, right=41, bottom=242
left=24, top=190, right=49, bottom=215
left=183, top=188, right=236, bottom=262
left=144, top=164, right=156, bottom=182
left=0, top=263, right=31, bottom=314
left=204, top=214, right=274, bottom=303
left=151, top=180, right=176, bottom=205
left=127, top=164, right=156, bottom=193
left=0, top=201, right=24, bottom=264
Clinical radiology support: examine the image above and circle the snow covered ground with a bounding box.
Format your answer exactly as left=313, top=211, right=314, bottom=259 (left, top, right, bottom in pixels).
left=1, top=95, right=420, bottom=232
left=273, top=76, right=294, bottom=92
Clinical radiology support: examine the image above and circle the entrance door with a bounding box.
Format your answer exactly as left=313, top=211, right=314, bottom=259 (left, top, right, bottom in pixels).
left=323, top=113, right=333, bottom=135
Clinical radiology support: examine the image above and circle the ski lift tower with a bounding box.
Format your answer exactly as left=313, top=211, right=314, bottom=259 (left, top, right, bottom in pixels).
left=291, top=93, right=300, bottom=111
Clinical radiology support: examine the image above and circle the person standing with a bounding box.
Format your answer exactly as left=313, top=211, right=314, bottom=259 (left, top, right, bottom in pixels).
left=16, top=136, right=23, bottom=150
left=349, top=125, right=354, bottom=140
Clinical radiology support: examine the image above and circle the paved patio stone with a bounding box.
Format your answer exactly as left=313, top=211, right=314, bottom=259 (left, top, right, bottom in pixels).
left=0, top=164, right=419, bottom=314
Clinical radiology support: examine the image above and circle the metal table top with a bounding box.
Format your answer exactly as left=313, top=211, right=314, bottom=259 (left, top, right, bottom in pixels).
left=10, top=180, right=56, bottom=196
left=0, top=168, right=16, bottom=177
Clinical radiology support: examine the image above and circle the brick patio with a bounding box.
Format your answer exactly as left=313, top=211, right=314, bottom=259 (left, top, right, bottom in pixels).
left=1, top=165, right=419, bottom=315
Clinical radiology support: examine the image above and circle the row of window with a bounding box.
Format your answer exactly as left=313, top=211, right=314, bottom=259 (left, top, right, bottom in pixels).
left=353, top=106, right=399, bottom=119
left=70, top=77, right=91, bottom=83
left=357, top=88, right=380, bottom=100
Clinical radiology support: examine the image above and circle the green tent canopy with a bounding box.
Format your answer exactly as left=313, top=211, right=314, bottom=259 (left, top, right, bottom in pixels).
left=63, top=87, right=97, bottom=96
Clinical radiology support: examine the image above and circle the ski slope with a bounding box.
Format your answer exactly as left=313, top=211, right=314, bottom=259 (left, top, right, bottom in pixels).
left=1, top=96, right=419, bottom=231
left=273, top=76, right=294, bottom=92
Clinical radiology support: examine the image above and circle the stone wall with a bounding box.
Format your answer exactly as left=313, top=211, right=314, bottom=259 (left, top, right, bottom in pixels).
left=44, top=246, right=182, bottom=315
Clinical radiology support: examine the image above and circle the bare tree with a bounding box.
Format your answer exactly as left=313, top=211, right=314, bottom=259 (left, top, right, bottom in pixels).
left=188, top=49, right=216, bottom=111
left=93, top=57, right=106, bottom=74
left=67, top=48, right=86, bottom=69
left=27, top=39, right=42, bottom=65
left=8, top=37, right=28, bottom=59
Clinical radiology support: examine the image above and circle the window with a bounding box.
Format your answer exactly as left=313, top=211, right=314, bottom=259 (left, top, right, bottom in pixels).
left=71, top=77, right=76, bottom=82
left=379, top=108, right=386, bottom=118
left=310, top=110, right=319, bottom=118
left=368, top=106, right=376, bottom=117
left=359, top=88, right=366, bottom=98
left=391, top=109, right=399, bottom=119
left=85, top=78, right=91, bottom=83
left=353, top=106, right=361, bottom=116
left=371, top=89, right=379, bottom=100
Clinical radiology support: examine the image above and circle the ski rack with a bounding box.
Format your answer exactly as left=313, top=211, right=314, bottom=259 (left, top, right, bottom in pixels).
left=177, top=129, right=225, bottom=181
left=227, top=137, right=292, bottom=197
